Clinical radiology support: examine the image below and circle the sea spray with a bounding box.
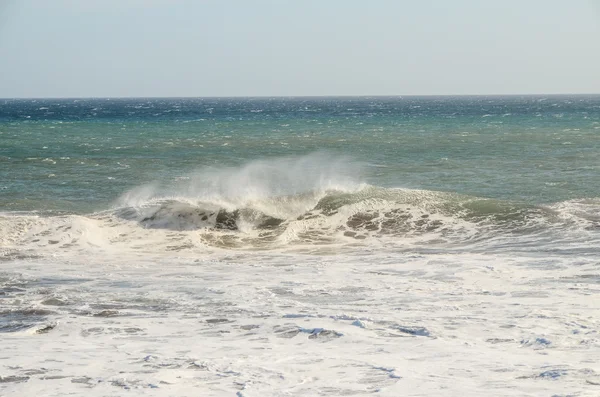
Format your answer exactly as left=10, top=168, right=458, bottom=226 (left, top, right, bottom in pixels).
left=116, top=152, right=365, bottom=219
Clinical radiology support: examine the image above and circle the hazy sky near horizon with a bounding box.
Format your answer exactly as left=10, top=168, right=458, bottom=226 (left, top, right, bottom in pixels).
left=1, top=0, right=599, bottom=97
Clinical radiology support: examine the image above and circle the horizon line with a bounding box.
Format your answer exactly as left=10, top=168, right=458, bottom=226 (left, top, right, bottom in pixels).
left=2, top=93, right=600, bottom=100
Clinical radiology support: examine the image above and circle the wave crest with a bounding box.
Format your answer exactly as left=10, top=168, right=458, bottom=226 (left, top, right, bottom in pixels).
left=116, top=153, right=364, bottom=219
left=2, top=186, right=599, bottom=256
left=2, top=153, right=599, bottom=255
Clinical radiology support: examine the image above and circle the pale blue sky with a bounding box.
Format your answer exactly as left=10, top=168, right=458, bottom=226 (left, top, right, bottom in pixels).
left=1, top=0, right=599, bottom=97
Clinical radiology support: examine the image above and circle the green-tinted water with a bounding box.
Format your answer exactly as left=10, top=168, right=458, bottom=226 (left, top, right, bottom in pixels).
left=1, top=96, right=599, bottom=214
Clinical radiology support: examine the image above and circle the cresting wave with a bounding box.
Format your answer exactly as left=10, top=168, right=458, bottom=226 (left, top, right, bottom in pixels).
left=118, top=184, right=600, bottom=236
left=1, top=155, right=599, bottom=255
left=1, top=186, right=599, bottom=257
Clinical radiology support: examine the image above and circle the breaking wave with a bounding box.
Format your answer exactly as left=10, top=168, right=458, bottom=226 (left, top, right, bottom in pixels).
left=1, top=154, right=599, bottom=255
left=2, top=186, right=599, bottom=255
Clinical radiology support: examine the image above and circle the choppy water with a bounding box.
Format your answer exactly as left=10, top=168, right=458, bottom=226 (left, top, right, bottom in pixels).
left=1, top=96, right=600, bottom=396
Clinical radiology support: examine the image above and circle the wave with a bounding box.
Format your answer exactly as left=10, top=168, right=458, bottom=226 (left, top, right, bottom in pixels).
left=1, top=154, right=599, bottom=255
left=2, top=186, right=599, bottom=256
left=115, top=153, right=363, bottom=217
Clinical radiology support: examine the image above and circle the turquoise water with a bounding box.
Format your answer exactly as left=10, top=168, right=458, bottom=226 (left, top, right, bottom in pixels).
left=2, top=96, right=599, bottom=215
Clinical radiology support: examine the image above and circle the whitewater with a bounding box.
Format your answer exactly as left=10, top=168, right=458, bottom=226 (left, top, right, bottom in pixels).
left=1, top=96, right=600, bottom=396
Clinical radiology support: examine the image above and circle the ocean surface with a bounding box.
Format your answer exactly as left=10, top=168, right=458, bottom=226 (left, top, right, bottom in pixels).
left=1, top=96, right=600, bottom=396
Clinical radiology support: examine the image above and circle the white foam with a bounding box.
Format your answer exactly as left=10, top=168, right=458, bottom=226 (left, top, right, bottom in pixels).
left=1, top=247, right=599, bottom=396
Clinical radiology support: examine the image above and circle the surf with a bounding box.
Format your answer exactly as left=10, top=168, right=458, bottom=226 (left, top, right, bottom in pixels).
left=2, top=189, right=598, bottom=257
left=1, top=154, right=598, bottom=257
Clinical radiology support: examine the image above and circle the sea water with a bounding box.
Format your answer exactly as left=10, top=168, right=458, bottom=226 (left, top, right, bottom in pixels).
left=1, top=96, right=599, bottom=396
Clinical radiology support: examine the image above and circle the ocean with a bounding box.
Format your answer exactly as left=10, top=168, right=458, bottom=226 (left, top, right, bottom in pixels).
left=1, top=96, right=599, bottom=396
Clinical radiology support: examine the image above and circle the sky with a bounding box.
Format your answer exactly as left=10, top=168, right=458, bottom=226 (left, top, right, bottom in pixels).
left=0, top=0, right=599, bottom=98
